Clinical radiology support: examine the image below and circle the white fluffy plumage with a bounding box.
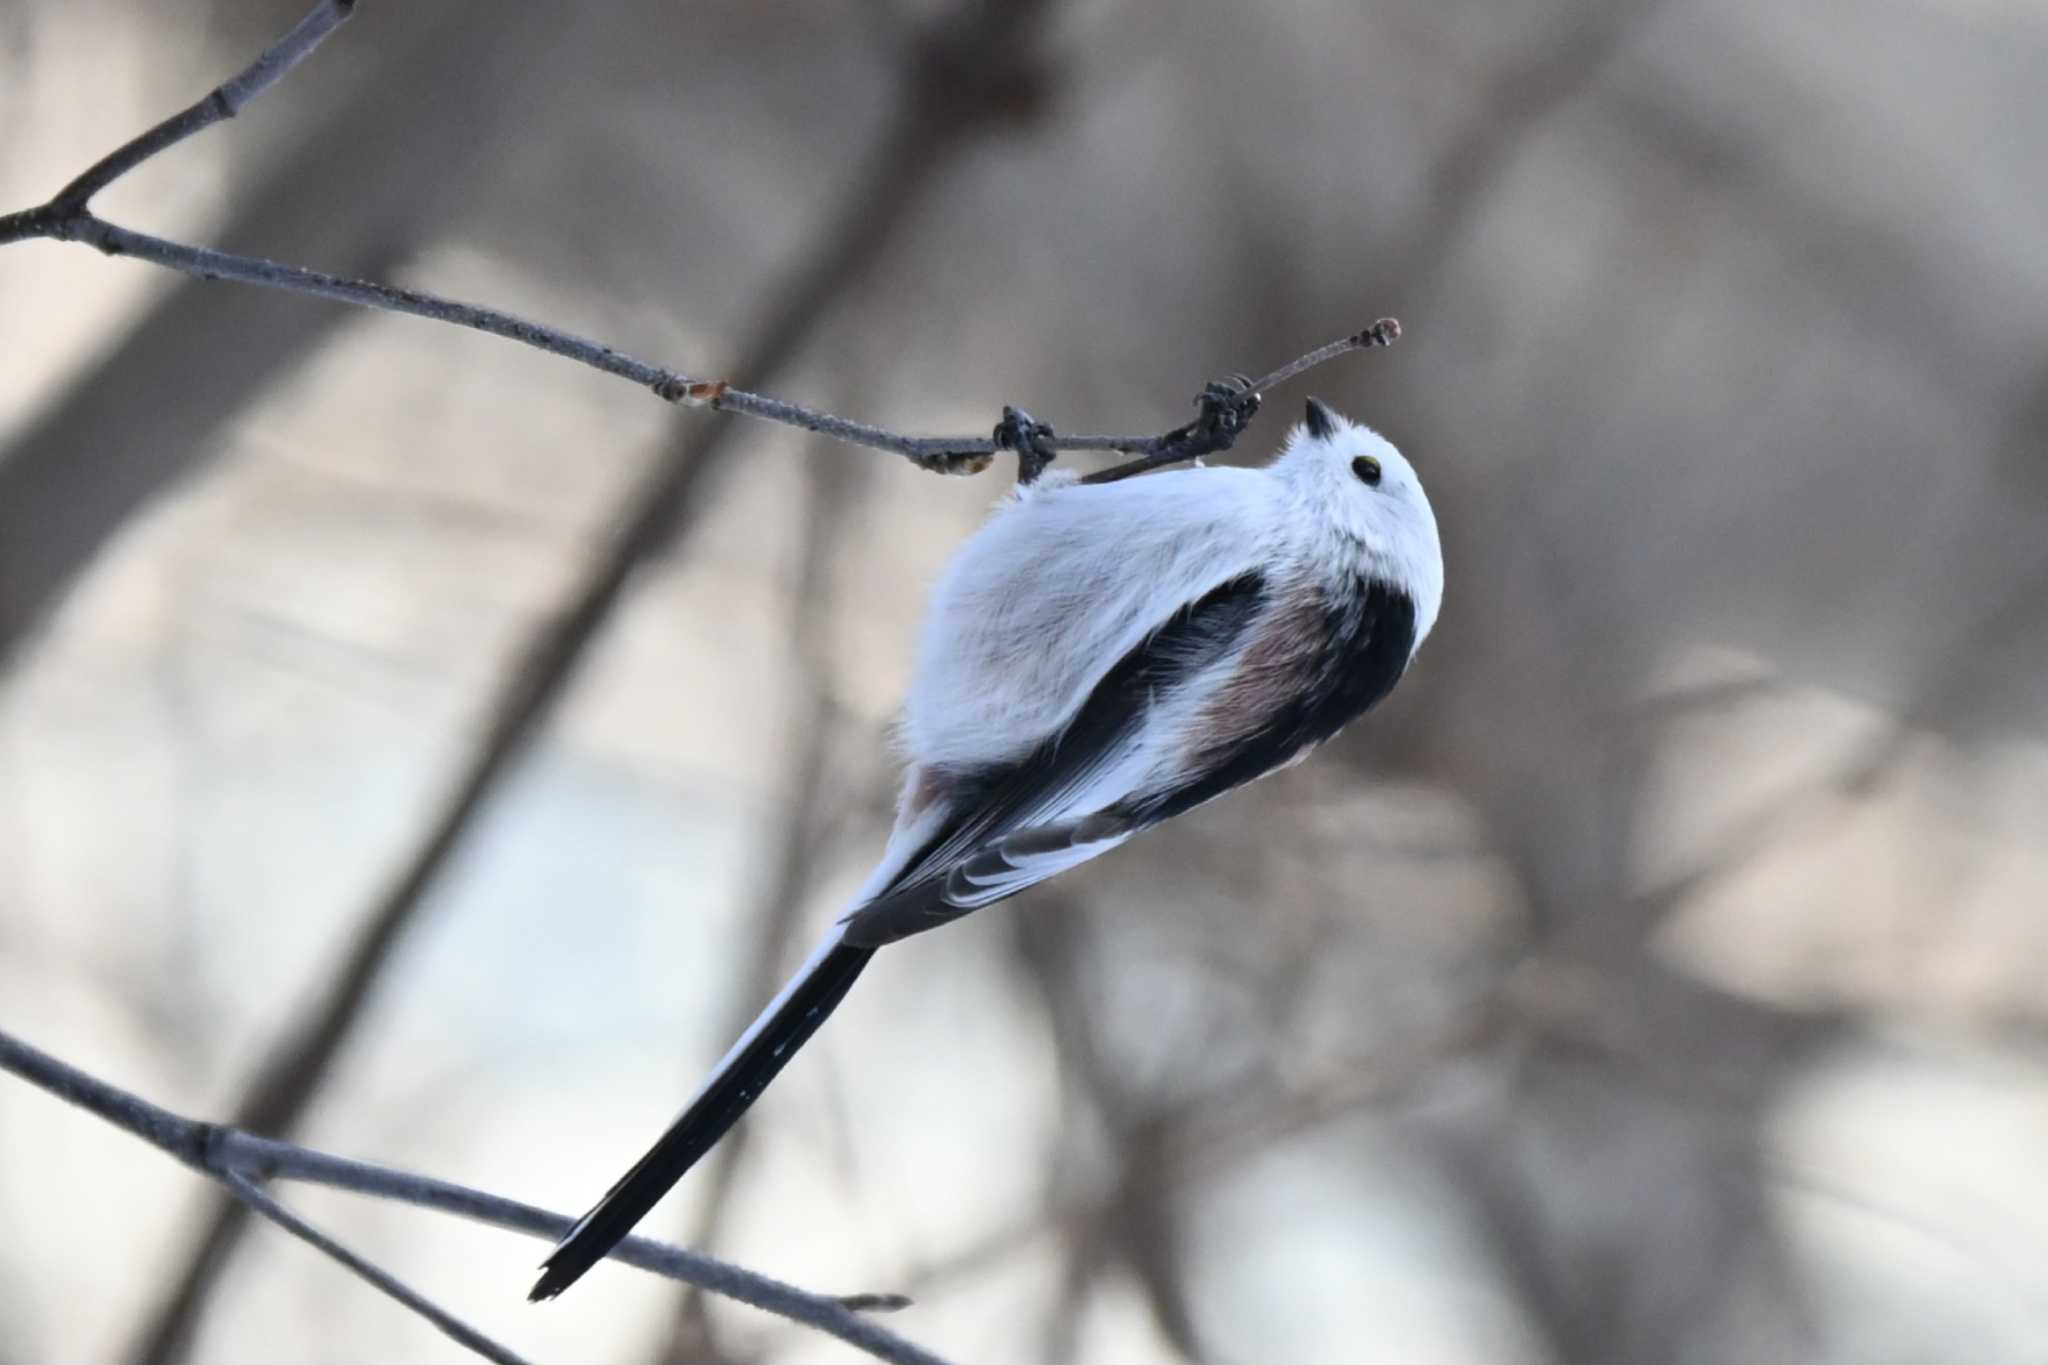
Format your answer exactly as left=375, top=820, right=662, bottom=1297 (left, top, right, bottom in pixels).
left=905, top=408, right=1441, bottom=773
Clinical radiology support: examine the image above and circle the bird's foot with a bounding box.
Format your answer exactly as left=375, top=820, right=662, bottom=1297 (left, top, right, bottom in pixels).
left=1173, top=373, right=1261, bottom=459
left=994, top=406, right=1059, bottom=484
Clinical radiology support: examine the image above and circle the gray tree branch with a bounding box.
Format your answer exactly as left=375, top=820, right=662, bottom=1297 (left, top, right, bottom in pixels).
left=43, top=0, right=357, bottom=214
left=0, top=0, right=1393, bottom=483
left=218, top=1173, right=538, bottom=1365
left=0, top=1026, right=950, bottom=1365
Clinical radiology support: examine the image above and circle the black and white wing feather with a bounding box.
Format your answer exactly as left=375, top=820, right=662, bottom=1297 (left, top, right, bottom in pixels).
left=843, top=570, right=1269, bottom=945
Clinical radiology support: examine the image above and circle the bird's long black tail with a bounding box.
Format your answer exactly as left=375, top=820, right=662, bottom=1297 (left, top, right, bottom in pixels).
left=530, top=933, right=876, bottom=1301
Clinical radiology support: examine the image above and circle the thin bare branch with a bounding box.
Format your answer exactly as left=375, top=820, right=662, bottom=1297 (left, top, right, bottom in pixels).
left=0, top=1, right=1394, bottom=480
left=0, top=1026, right=952, bottom=1365
left=220, top=1173, right=537, bottom=1365
left=3, top=205, right=1394, bottom=475
left=211, top=1129, right=908, bottom=1320
left=44, top=215, right=689, bottom=390
left=46, top=0, right=357, bottom=213
left=1081, top=318, right=1403, bottom=485
left=1249, top=317, right=1402, bottom=394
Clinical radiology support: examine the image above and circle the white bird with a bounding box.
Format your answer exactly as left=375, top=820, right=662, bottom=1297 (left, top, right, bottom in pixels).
left=532, top=397, right=1443, bottom=1299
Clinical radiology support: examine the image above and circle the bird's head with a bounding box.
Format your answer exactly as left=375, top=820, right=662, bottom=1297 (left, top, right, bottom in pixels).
left=1272, top=397, right=1443, bottom=643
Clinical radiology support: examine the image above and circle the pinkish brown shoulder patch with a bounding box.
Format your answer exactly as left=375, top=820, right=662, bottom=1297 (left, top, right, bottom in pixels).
left=1187, top=580, right=1326, bottom=765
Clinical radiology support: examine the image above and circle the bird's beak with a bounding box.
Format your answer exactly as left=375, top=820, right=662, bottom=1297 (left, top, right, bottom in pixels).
left=1303, top=396, right=1339, bottom=441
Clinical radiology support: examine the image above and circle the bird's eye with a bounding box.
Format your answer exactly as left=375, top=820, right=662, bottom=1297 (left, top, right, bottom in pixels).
left=1352, top=455, right=1382, bottom=487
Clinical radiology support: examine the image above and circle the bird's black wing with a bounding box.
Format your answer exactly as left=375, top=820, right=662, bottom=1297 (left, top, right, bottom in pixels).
left=1127, top=573, right=1420, bottom=827
left=841, top=570, right=1268, bottom=946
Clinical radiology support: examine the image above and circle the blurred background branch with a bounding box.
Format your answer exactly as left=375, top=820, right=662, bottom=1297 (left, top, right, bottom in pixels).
left=648, top=444, right=863, bottom=1365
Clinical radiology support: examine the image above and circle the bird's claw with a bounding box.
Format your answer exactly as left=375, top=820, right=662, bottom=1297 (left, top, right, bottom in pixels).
left=1184, top=374, right=1261, bottom=454
left=994, top=406, right=1058, bottom=484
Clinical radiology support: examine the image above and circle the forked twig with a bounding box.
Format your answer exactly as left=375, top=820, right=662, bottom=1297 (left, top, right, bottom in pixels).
left=44, top=0, right=359, bottom=214
left=0, top=1027, right=950, bottom=1365
left=0, top=0, right=1397, bottom=480
left=220, top=1173, right=537, bottom=1365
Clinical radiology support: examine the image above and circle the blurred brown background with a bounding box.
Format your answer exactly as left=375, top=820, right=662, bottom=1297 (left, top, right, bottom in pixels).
left=3, top=0, right=2045, bottom=1361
